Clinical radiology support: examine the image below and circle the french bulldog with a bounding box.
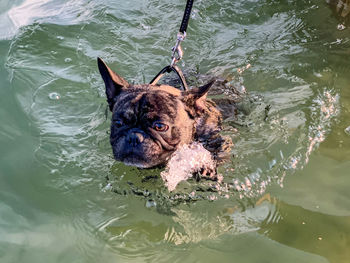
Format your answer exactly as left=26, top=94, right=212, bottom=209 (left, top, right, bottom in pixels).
left=97, top=57, right=232, bottom=169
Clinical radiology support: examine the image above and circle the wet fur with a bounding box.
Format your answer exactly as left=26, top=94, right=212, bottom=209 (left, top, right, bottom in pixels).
left=97, top=58, right=232, bottom=168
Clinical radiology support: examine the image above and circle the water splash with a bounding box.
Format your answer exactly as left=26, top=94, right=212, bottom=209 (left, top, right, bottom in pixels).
left=161, top=142, right=216, bottom=192
left=226, top=88, right=340, bottom=200
left=306, top=89, right=339, bottom=163
left=345, top=126, right=350, bottom=136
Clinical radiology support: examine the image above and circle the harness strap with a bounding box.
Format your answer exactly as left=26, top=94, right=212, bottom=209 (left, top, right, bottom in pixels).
left=150, top=0, right=194, bottom=90
left=150, top=65, right=188, bottom=91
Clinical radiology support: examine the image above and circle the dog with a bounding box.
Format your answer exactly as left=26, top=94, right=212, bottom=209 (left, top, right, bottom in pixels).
left=97, top=58, right=232, bottom=169
left=327, top=0, right=350, bottom=19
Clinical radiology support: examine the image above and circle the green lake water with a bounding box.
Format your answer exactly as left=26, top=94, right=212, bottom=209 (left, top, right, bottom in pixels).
left=1, top=0, right=350, bottom=262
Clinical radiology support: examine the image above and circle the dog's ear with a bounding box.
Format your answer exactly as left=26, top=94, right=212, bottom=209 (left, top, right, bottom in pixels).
left=181, top=80, right=215, bottom=116
left=97, top=57, right=130, bottom=111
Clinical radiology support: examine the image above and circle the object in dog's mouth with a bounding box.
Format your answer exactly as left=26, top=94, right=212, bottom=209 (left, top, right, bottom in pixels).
left=97, top=57, right=232, bottom=169
left=161, top=142, right=217, bottom=191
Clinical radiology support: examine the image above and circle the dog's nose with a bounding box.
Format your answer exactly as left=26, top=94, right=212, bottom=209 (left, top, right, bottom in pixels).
left=127, top=132, right=144, bottom=146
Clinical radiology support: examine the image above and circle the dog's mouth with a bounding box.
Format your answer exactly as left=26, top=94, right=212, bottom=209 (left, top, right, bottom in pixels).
left=111, top=137, right=176, bottom=168
left=122, top=159, right=153, bottom=169
left=110, top=129, right=181, bottom=168
left=122, top=160, right=160, bottom=169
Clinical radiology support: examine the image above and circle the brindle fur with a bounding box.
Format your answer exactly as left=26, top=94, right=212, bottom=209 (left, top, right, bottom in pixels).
left=97, top=58, right=232, bottom=169
left=327, top=0, right=350, bottom=19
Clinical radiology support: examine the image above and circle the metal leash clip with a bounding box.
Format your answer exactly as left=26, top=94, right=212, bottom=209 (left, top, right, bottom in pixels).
left=171, top=32, right=186, bottom=67
left=149, top=0, right=193, bottom=91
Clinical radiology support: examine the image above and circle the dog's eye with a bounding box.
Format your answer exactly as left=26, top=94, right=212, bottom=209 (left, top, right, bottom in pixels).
left=152, top=122, right=169, bottom=132
left=114, top=119, right=123, bottom=128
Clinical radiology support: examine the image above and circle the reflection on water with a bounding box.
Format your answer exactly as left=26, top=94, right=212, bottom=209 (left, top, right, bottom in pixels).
left=1, top=0, right=350, bottom=262
left=98, top=193, right=349, bottom=262
left=260, top=197, right=350, bottom=263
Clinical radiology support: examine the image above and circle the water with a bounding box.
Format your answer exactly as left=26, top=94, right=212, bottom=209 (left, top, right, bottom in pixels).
left=1, top=0, right=350, bottom=262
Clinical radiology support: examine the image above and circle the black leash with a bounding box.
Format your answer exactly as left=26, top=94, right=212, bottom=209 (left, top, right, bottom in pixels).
left=179, top=0, right=194, bottom=34
left=150, top=0, right=194, bottom=90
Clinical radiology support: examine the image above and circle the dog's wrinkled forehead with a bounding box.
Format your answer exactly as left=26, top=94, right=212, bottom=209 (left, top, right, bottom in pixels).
left=113, top=89, right=179, bottom=120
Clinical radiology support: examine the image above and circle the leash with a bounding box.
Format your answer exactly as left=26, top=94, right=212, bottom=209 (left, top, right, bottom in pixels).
left=150, top=0, right=194, bottom=91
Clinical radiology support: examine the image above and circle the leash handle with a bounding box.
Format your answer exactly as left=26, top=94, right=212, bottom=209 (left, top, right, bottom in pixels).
left=179, top=0, right=194, bottom=34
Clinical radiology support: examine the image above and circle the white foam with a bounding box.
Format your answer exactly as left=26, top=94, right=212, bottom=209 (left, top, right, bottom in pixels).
left=161, top=142, right=216, bottom=192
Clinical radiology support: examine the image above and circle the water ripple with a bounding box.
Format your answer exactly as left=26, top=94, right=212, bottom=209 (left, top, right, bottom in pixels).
left=3, top=2, right=345, bottom=257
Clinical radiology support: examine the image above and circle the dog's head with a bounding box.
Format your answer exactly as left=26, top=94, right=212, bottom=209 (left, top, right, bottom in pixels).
left=97, top=58, right=215, bottom=168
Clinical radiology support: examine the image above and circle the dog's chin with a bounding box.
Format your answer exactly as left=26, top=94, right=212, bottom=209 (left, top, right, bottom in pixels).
left=112, top=137, right=176, bottom=168
left=116, top=152, right=171, bottom=169
left=120, top=157, right=166, bottom=169
left=123, top=161, right=158, bottom=169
